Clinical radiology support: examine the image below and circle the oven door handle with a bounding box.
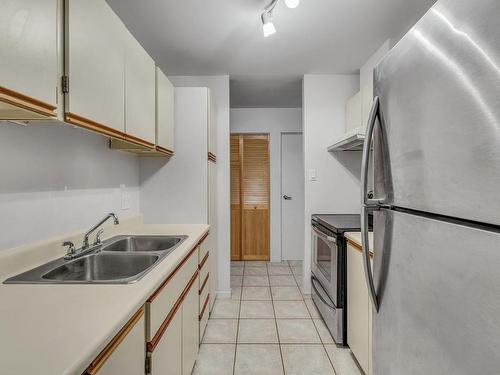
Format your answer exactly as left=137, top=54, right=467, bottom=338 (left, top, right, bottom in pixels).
left=311, top=275, right=336, bottom=309
left=312, top=225, right=337, bottom=244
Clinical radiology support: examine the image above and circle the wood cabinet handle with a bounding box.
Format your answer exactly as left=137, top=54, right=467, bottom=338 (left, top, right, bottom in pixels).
left=85, top=307, right=144, bottom=375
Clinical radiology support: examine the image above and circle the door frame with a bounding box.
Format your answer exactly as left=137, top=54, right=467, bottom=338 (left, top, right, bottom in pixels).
left=280, top=131, right=304, bottom=261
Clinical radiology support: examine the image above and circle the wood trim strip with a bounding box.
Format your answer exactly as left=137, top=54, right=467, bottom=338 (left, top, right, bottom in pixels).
left=0, top=86, right=56, bottom=117
left=347, top=239, right=374, bottom=259
left=85, top=307, right=144, bottom=375
left=147, top=245, right=198, bottom=302
left=208, top=152, right=217, bottom=163
left=155, top=145, right=174, bottom=156
left=147, top=270, right=199, bottom=352
left=65, top=112, right=127, bottom=140
left=199, top=294, right=210, bottom=321
left=197, top=231, right=209, bottom=247
left=124, top=133, right=155, bottom=149
left=199, top=251, right=209, bottom=270
left=199, top=272, right=209, bottom=295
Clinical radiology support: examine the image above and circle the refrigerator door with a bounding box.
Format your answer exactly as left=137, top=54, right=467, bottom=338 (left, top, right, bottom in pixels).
left=372, top=208, right=500, bottom=374
left=373, top=0, right=500, bottom=226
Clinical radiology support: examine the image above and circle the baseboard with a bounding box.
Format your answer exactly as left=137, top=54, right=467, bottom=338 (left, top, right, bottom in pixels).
left=216, top=289, right=232, bottom=299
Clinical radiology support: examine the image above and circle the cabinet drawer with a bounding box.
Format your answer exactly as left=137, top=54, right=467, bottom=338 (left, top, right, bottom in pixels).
left=199, top=252, right=209, bottom=283
left=147, top=247, right=198, bottom=340
left=199, top=233, right=209, bottom=262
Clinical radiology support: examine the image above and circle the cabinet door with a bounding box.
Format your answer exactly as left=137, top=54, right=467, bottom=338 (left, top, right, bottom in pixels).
left=65, top=0, right=125, bottom=132
left=361, top=83, right=373, bottom=130
left=88, top=310, right=145, bottom=375
left=182, top=274, right=199, bottom=375
left=125, top=32, right=155, bottom=145
left=156, top=68, right=174, bottom=151
left=208, top=161, right=218, bottom=310
left=0, top=0, right=58, bottom=115
left=208, top=90, right=217, bottom=155
left=346, top=91, right=362, bottom=132
left=347, top=244, right=370, bottom=374
left=151, top=311, right=182, bottom=375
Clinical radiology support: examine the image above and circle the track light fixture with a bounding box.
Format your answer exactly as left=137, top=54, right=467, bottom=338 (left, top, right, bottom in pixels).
left=261, top=0, right=300, bottom=37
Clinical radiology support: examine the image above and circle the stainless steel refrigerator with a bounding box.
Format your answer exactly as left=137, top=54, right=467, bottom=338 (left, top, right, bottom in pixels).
left=360, top=0, right=500, bottom=373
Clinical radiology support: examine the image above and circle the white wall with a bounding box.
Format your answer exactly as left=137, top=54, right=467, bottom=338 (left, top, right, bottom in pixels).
left=167, top=75, right=231, bottom=297
left=140, top=88, right=209, bottom=224
left=230, top=108, right=303, bottom=262
left=0, top=121, right=140, bottom=251
left=302, top=74, right=360, bottom=293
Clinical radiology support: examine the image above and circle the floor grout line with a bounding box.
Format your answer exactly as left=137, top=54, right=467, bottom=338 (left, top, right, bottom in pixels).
left=269, top=261, right=287, bottom=375
left=231, top=262, right=244, bottom=375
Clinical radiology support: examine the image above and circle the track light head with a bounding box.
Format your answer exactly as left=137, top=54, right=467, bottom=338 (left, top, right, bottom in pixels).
left=261, top=11, right=276, bottom=37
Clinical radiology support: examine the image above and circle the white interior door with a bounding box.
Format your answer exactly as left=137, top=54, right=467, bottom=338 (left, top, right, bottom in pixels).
left=281, top=133, right=304, bottom=260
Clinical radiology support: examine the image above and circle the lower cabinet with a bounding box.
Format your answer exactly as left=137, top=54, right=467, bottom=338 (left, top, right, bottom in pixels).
left=84, top=237, right=209, bottom=375
left=150, top=311, right=182, bottom=375
left=347, top=242, right=372, bottom=375
left=182, top=274, right=200, bottom=375
left=84, top=308, right=145, bottom=375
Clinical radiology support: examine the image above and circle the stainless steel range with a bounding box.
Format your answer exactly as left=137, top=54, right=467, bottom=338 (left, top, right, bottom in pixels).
left=311, top=214, right=371, bottom=346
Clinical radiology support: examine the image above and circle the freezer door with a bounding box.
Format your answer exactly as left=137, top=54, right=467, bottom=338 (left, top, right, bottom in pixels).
left=373, top=0, right=500, bottom=226
left=372, top=209, right=500, bottom=374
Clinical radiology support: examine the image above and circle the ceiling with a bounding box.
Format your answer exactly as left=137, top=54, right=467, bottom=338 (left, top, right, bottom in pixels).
left=106, top=0, right=436, bottom=107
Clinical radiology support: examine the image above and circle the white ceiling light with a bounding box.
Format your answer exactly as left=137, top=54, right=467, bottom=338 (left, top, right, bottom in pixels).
left=261, top=0, right=299, bottom=37
left=284, top=0, right=300, bottom=9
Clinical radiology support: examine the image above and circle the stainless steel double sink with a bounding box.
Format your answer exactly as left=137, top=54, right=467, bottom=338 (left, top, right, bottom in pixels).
left=4, top=235, right=187, bottom=284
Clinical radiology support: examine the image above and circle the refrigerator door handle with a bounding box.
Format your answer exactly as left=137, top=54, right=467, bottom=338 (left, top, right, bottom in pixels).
left=361, top=205, right=379, bottom=312
left=361, top=97, right=381, bottom=312
left=361, top=96, right=381, bottom=207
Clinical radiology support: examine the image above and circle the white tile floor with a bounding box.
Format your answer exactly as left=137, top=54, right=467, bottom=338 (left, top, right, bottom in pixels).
left=193, top=261, right=363, bottom=375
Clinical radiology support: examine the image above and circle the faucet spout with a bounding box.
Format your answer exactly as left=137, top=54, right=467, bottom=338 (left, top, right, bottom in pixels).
left=82, top=213, right=120, bottom=249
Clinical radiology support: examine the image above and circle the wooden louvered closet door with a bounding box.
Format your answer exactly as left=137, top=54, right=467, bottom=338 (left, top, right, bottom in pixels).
left=230, top=134, right=270, bottom=261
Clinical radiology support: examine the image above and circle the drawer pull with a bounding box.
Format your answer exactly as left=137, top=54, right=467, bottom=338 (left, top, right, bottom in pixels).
left=199, top=294, right=210, bottom=321
left=199, top=273, right=209, bottom=295
left=199, top=252, right=209, bottom=270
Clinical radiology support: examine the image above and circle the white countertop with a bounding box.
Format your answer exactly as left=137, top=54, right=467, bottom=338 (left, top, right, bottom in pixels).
left=0, top=219, right=209, bottom=375
left=345, top=231, right=374, bottom=254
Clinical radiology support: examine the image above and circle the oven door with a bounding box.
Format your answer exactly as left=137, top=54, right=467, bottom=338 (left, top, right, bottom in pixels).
left=311, top=222, right=339, bottom=306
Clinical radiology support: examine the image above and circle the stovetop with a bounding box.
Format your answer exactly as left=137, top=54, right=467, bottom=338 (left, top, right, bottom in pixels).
left=312, top=214, right=372, bottom=234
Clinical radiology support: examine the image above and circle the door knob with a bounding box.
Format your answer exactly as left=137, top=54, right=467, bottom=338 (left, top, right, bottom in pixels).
left=283, top=195, right=292, bottom=200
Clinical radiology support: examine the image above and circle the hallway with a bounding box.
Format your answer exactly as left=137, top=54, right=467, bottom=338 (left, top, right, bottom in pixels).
left=193, top=261, right=362, bottom=375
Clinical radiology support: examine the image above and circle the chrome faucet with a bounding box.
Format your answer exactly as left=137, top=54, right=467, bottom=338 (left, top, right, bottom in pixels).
left=82, top=213, right=120, bottom=249
left=63, top=213, right=120, bottom=260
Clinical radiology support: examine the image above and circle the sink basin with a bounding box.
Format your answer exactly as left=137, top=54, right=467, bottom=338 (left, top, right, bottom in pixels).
left=3, top=234, right=187, bottom=284
left=41, top=253, right=159, bottom=282
left=102, top=235, right=186, bottom=253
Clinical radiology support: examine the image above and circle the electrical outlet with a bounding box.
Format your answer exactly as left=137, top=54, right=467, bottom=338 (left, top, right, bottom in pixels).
left=308, top=169, right=317, bottom=181
left=121, top=193, right=131, bottom=210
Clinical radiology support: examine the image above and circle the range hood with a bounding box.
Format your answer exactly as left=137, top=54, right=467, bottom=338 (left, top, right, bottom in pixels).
left=327, top=126, right=366, bottom=152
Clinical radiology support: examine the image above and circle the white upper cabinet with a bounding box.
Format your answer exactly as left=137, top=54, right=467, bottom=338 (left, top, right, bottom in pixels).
left=346, top=90, right=362, bottom=132
left=0, top=0, right=58, bottom=118
left=65, top=0, right=126, bottom=132
left=125, top=33, right=156, bottom=145
left=156, top=68, right=174, bottom=152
